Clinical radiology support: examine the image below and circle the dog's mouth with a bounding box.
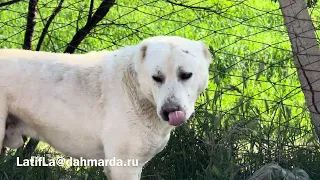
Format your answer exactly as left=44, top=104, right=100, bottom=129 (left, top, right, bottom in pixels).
left=167, top=111, right=185, bottom=126
left=161, top=111, right=195, bottom=127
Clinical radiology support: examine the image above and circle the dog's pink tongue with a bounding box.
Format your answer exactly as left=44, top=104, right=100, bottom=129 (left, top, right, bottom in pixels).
left=168, top=111, right=185, bottom=126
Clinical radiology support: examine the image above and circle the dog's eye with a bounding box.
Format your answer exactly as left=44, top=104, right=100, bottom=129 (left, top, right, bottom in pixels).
left=179, top=72, right=193, bottom=80
left=152, top=75, right=164, bottom=83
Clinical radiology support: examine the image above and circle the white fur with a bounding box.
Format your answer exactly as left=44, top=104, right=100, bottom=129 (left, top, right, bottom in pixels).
left=0, top=36, right=212, bottom=179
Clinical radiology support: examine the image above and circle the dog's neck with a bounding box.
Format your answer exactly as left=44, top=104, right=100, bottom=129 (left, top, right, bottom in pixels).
left=121, top=61, right=173, bottom=135
left=122, top=62, right=157, bottom=119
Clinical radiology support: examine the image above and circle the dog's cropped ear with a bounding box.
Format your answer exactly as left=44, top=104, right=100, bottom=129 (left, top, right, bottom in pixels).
left=140, top=45, right=148, bottom=60
left=198, top=41, right=212, bottom=65
left=133, top=43, right=149, bottom=74
left=134, top=43, right=148, bottom=67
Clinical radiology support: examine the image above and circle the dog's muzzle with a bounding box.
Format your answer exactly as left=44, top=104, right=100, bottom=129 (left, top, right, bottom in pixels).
left=160, top=103, right=181, bottom=121
left=159, top=103, right=195, bottom=126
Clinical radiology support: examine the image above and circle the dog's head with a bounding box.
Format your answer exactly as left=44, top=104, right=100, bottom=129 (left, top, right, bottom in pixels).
left=133, top=36, right=212, bottom=126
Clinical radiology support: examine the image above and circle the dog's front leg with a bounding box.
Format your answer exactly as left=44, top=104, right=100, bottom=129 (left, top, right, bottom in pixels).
left=104, top=164, right=142, bottom=180
left=102, top=143, right=143, bottom=180
left=0, top=95, right=8, bottom=152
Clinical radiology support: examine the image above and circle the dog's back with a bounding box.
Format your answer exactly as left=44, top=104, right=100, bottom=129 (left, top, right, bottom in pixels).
left=0, top=49, right=107, bottom=159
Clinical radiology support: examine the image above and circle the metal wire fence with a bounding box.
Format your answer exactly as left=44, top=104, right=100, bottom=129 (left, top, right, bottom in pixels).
left=0, top=0, right=320, bottom=179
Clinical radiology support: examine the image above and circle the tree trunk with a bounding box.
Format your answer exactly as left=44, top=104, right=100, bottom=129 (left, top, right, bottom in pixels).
left=279, top=0, right=320, bottom=138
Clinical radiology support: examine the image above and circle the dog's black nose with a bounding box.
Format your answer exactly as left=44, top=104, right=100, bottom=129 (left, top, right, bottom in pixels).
left=161, top=103, right=181, bottom=121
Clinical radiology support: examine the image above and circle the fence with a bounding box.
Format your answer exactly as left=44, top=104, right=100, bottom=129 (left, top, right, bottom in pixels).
left=0, top=0, right=320, bottom=179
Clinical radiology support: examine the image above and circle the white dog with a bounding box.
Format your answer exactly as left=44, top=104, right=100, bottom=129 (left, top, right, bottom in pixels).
left=0, top=36, right=212, bottom=179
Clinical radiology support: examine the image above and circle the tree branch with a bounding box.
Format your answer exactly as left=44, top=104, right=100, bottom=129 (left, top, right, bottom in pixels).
left=23, top=0, right=37, bottom=50
left=165, top=0, right=220, bottom=14
left=64, top=0, right=115, bottom=54
left=88, top=0, right=94, bottom=23
left=36, top=0, right=65, bottom=51
left=0, top=0, right=23, bottom=8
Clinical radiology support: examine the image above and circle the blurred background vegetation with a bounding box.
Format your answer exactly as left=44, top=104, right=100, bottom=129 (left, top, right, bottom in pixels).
left=0, top=0, right=320, bottom=179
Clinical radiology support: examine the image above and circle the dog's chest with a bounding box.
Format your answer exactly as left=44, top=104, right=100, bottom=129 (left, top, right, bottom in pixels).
left=133, top=127, right=171, bottom=164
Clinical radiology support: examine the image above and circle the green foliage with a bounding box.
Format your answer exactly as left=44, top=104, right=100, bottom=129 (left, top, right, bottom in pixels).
left=1, top=0, right=320, bottom=179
